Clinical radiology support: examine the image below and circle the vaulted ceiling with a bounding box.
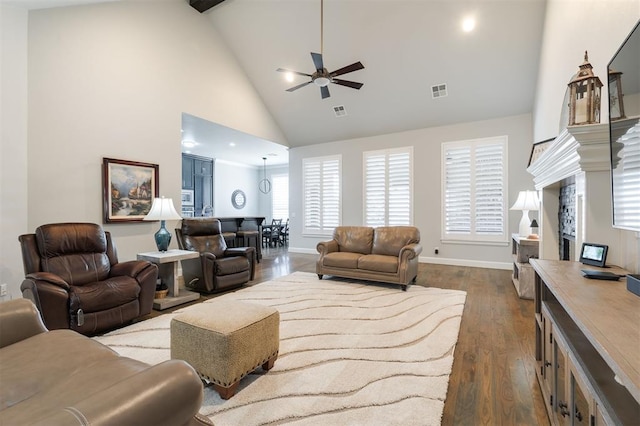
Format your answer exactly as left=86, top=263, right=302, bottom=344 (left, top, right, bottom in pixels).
left=4, top=0, right=547, bottom=152
left=205, top=0, right=547, bottom=147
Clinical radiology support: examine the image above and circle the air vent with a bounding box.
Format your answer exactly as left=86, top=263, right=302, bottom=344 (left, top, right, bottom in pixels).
left=333, top=105, right=347, bottom=117
left=431, top=83, right=448, bottom=99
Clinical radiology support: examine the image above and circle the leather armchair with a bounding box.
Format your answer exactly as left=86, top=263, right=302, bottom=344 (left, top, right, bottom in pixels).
left=19, top=223, right=158, bottom=336
left=176, top=218, right=255, bottom=293
left=0, top=298, right=212, bottom=426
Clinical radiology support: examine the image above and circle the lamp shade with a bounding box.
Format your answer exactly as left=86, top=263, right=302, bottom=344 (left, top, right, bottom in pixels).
left=510, top=190, right=540, bottom=211
left=143, top=197, right=182, bottom=221
left=143, top=197, right=181, bottom=251
left=510, top=190, right=540, bottom=237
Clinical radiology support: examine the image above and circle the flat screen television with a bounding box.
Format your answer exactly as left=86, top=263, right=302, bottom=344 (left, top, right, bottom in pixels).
left=608, top=20, right=640, bottom=232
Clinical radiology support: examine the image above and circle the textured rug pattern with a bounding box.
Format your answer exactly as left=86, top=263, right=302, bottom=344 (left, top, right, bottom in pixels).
left=94, top=272, right=466, bottom=426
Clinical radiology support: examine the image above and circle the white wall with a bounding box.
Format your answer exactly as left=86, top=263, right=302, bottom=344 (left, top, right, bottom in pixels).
left=532, top=0, right=640, bottom=272
left=289, top=113, right=534, bottom=269
left=0, top=0, right=287, bottom=298
left=213, top=161, right=260, bottom=217
left=0, top=4, right=29, bottom=300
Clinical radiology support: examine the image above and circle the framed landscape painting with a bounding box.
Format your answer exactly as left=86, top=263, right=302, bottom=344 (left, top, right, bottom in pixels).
left=103, top=158, right=159, bottom=223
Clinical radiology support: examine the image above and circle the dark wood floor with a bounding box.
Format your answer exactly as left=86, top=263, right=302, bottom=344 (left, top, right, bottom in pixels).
left=145, top=247, right=549, bottom=425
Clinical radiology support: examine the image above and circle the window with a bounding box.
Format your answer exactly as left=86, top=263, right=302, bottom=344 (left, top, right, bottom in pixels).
left=363, top=147, right=413, bottom=226
left=303, top=155, right=341, bottom=235
left=271, top=174, right=289, bottom=220
left=442, top=136, right=508, bottom=243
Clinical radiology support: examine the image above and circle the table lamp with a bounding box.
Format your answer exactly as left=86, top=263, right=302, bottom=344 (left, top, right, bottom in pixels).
left=510, top=190, right=540, bottom=237
left=143, top=197, right=182, bottom=251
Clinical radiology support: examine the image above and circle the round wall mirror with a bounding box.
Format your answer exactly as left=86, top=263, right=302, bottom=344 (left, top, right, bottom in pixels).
left=231, top=189, right=246, bottom=209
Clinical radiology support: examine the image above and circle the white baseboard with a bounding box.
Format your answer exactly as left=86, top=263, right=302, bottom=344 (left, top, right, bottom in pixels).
left=288, top=247, right=512, bottom=270
left=419, top=256, right=512, bottom=270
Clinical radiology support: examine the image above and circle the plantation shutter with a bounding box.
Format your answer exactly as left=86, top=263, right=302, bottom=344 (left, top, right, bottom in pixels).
left=364, top=147, right=413, bottom=226
left=271, top=174, right=289, bottom=220
left=303, top=156, right=341, bottom=234
left=613, top=123, right=640, bottom=230
left=442, top=136, right=507, bottom=242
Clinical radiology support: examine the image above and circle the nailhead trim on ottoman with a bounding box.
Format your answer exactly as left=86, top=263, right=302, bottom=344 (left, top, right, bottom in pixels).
left=170, top=300, right=279, bottom=399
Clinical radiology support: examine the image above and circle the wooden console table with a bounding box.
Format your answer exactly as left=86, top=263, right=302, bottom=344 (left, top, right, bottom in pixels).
left=530, top=259, right=639, bottom=425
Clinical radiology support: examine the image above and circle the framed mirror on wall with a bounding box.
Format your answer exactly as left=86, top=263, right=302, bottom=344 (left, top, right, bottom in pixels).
left=232, top=189, right=246, bottom=210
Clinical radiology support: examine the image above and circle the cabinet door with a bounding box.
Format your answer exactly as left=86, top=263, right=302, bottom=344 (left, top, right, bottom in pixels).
left=570, top=366, right=590, bottom=425
left=182, top=155, right=194, bottom=189
left=554, top=336, right=571, bottom=425
left=541, top=313, right=553, bottom=404
left=194, top=159, right=213, bottom=176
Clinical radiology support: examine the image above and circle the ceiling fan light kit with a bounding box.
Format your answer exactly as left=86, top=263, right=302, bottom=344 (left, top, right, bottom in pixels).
left=277, top=0, right=364, bottom=99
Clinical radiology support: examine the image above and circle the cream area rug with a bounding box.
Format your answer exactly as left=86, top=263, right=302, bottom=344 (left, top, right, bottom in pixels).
left=94, top=272, right=467, bottom=426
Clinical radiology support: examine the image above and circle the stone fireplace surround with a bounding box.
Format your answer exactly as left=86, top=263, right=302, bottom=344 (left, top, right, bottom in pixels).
left=527, top=123, right=625, bottom=267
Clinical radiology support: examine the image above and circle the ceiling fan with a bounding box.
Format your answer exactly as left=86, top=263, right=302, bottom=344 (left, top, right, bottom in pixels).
left=276, top=0, right=364, bottom=99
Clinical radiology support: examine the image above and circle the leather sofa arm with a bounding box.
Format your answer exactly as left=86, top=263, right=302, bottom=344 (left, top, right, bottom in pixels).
left=317, top=240, right=339, bottom=255
left=32, top=360, right=212, bottom=426
left=224, top=247, right=256, bottom=280
left=110, top=260, right=155, bottom=279
left=200, top=252, right=217, bottom=291
left=0, top=299, right=47, bottom=348
left=399, top=243, right=423, bottom=260
left=24, top=271, right=70, bottom=290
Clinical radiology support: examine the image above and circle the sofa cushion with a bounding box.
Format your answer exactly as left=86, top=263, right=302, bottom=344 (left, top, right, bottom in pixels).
left=71, top=277, right=140, bottom=313
left=333, top=227, right=374, bottom=254
left=216, top=256, right=249, bottom=276
left=358, top=254, right=399, bottom=273
left=0, top=329, right=148, bottom=423
left=322, top=252, right=362, bottom=269
left=372, top=226, right=420, bottom=256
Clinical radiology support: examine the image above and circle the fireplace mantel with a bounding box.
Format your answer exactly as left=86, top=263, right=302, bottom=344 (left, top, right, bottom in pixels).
left=527, top=123, right=610, bottom=189
left=526, top=122, right=621, bottom=264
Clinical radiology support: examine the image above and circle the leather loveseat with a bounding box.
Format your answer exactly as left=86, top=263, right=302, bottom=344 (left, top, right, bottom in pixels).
left=316, top=226, right=423, bottom=291
left=0, top=298, right=212, bottom=426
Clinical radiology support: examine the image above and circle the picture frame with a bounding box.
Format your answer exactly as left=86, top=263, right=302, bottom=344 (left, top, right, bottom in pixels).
left=527, top=137, right=555, bottom=167
left=103, top=158, right=159, bottom=223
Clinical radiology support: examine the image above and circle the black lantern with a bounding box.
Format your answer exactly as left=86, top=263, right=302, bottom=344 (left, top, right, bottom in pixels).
left=608, top=68, right=626, bottom=121
left=530, top=219, right=539, bottom=239
left=568, top=51, right=603, bottom=126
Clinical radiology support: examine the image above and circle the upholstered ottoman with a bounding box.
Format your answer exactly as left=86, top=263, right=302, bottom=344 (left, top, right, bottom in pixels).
left=170, top=300, right=279, bottom=399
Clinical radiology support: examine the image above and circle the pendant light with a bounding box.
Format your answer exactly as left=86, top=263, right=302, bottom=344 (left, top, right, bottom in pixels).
left=259, top=157, right=272, bottom=194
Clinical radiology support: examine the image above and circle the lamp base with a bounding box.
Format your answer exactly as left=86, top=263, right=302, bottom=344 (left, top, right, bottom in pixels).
left=154, top=220, right=171, bottom=252
left=518, top=210, right=531, bottom=237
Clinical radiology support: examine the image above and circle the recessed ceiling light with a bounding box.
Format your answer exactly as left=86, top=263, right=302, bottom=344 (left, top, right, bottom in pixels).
left=182, top=140, right=196, bottom=148
left=462, top=17, right=476, bottom=32
left=229, top=142, right=236, bottom=147
left=285, top=72, right=294, bottom=83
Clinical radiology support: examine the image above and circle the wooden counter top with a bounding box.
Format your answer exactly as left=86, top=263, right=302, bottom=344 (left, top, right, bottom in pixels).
left=530, top=259, right=640, bottom=404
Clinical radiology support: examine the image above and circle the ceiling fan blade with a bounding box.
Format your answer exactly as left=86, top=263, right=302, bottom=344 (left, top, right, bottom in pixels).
left=320, top=85, right=330, bottom=99
left=276, top=68, right=312, bottom=77
left=330, top=61, right=364, bottom=77
left=311, top=52, right=324, bottom=72
left=286, top=81, right=313, bottom=92
left=332, top=79, right=364, bottom=90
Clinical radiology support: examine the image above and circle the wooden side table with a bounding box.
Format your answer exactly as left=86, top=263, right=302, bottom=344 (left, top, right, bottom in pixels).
left=511, top=234, right=539, bottom=299
left=137, top=249, right=200, bottom=310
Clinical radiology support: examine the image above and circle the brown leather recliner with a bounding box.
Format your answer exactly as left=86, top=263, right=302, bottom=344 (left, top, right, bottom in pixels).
left=19, top=223, right=158, bottom=336
left=176, top=218, right=255, bottom=293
